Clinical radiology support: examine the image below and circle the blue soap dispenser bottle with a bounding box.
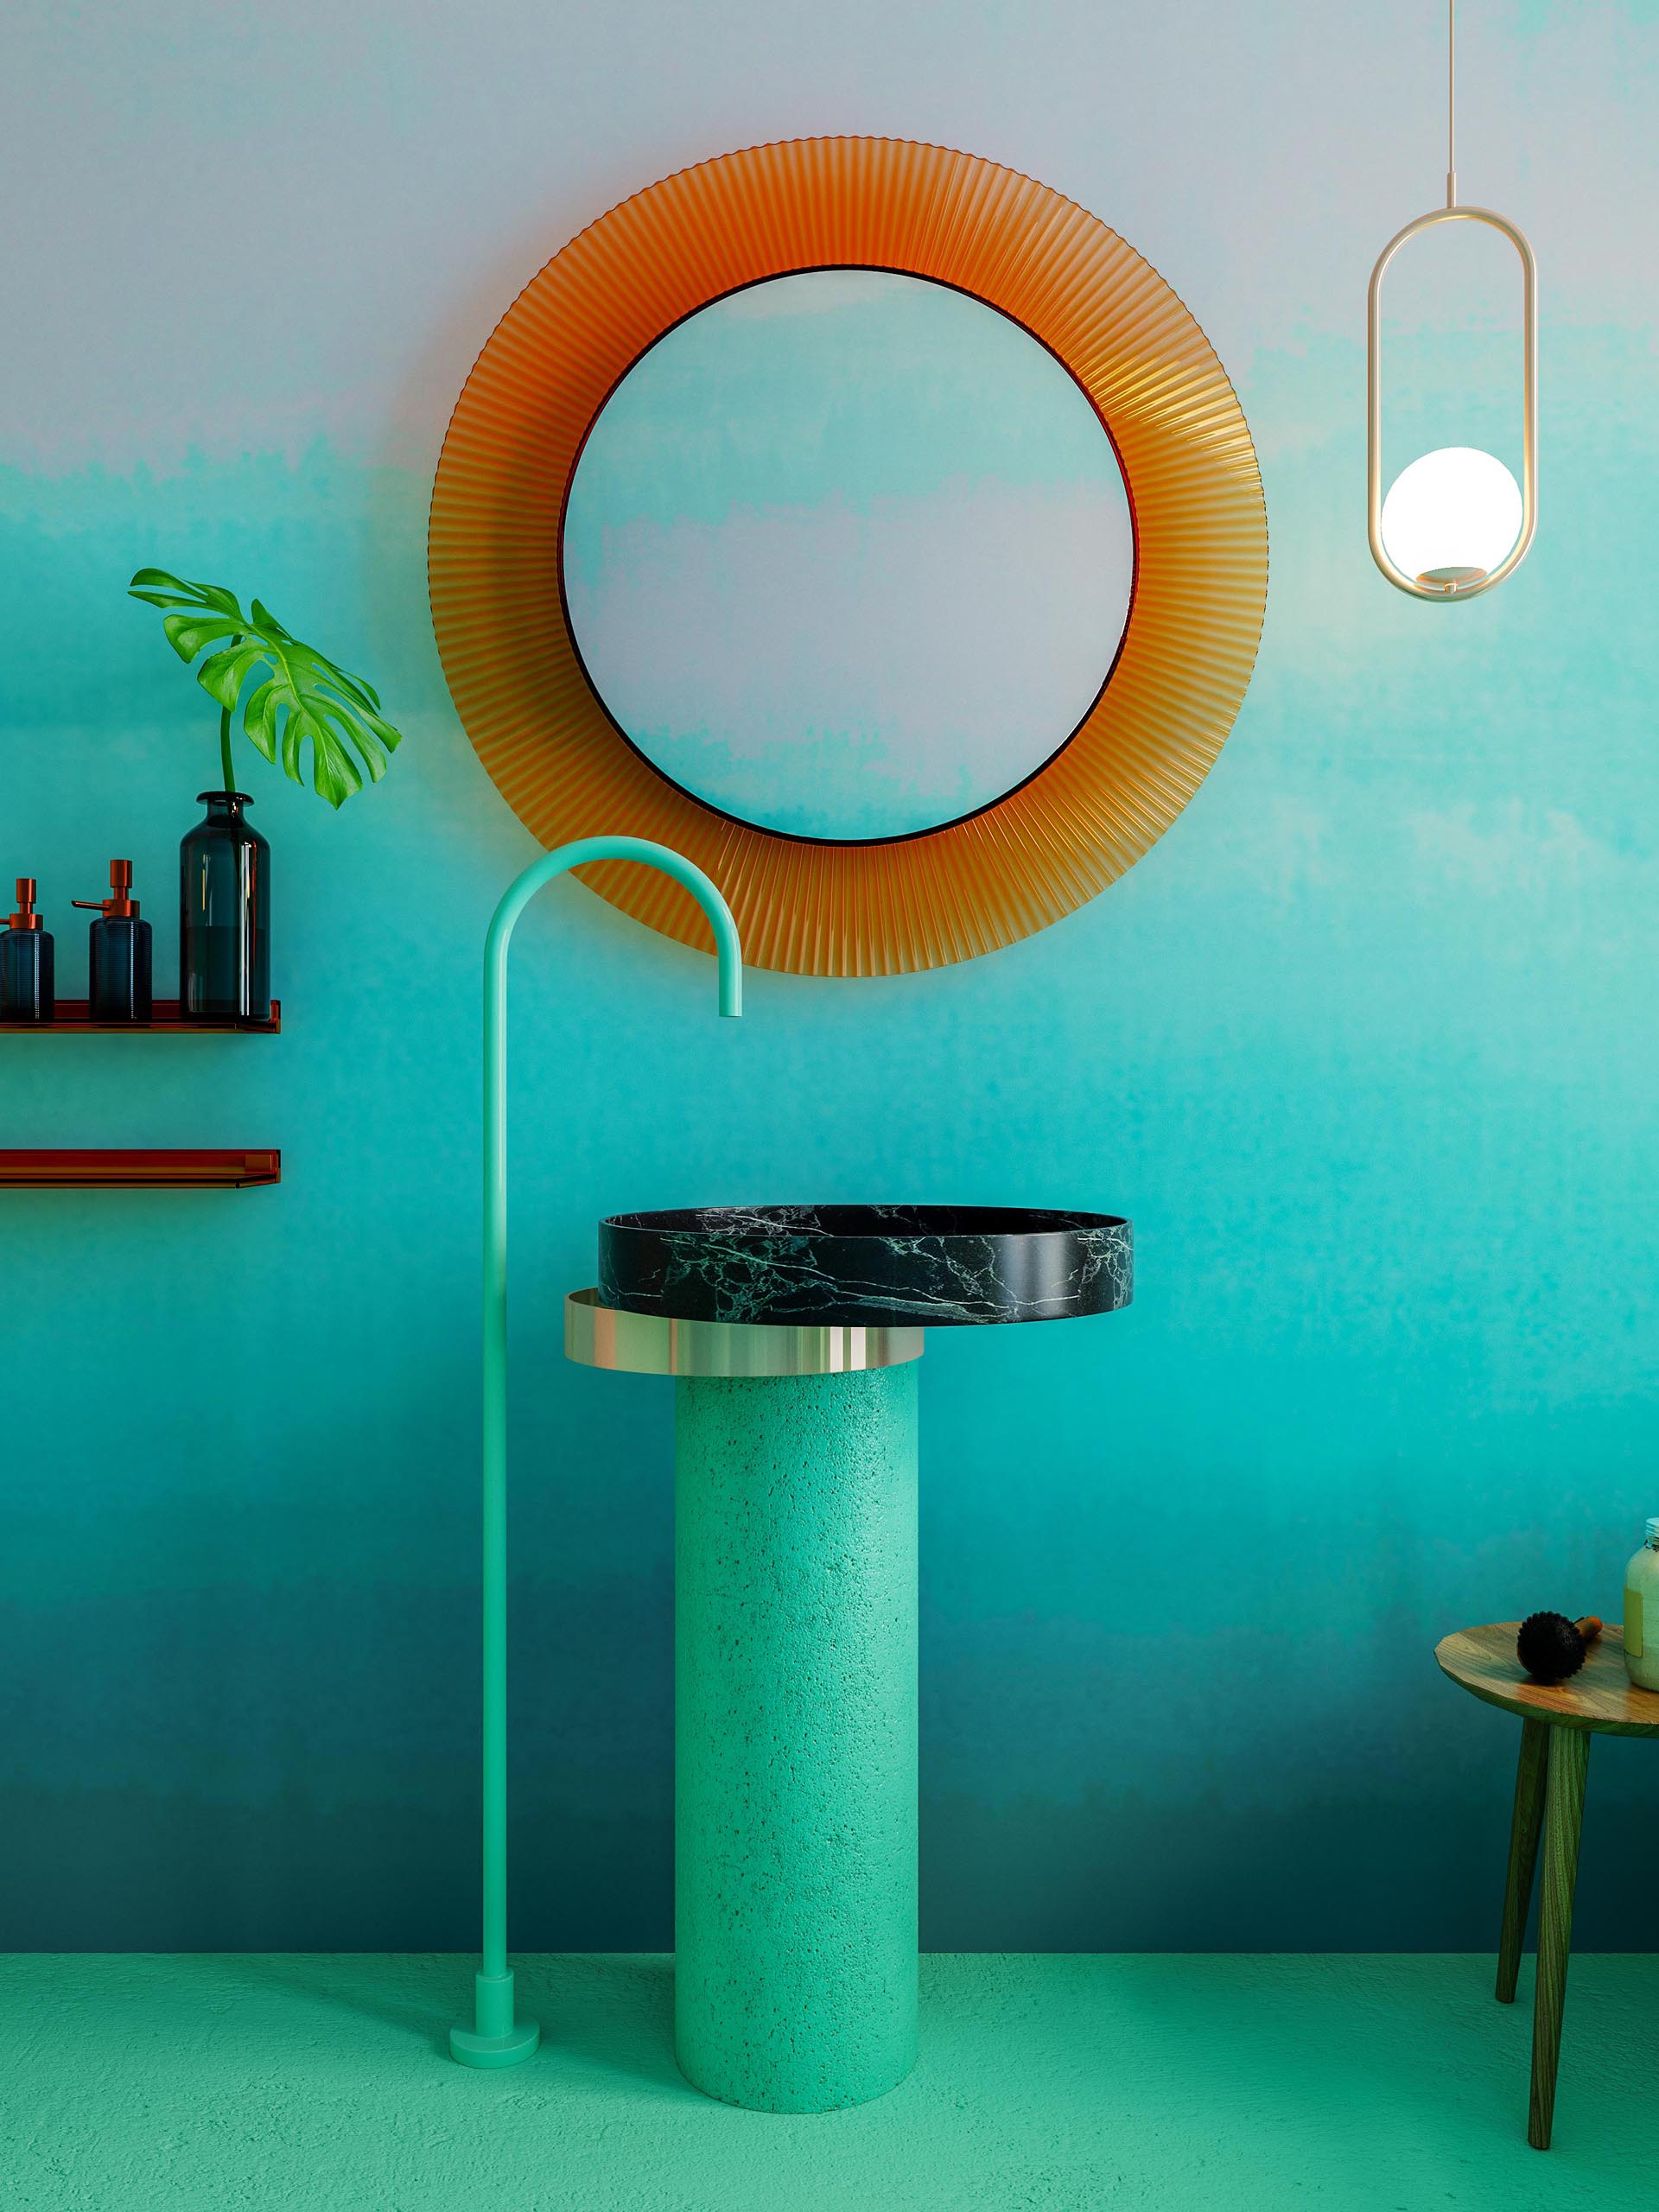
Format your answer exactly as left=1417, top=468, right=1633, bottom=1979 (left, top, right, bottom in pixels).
left=73, top=859, right=152, bottom=1023
left=1, top=877, right=54, bottom=1022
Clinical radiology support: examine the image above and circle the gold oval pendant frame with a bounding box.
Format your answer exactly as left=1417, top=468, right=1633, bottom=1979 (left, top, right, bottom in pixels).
left=1366, top=202, right=1538, bottom=602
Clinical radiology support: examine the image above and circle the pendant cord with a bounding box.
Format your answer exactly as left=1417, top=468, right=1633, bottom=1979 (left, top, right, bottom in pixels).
left=1446, top=0, right=1459, bottom=207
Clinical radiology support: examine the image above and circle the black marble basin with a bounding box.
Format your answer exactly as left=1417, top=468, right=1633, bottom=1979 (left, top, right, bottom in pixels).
left=597, top=1205, right=1133, bottom=1329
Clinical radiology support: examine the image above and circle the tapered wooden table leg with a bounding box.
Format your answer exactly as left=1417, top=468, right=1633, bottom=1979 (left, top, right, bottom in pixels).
left=1438, top=1624, right=1659, bottom=2152
left=1528, top=1726, right=1589, bottom=2151
left=1497, top=1719, right=1548, bottom=2002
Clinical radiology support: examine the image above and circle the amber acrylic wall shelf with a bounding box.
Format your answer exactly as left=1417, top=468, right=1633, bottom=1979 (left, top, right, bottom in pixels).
left=0, top=1005, right=282, bottom=1183
left=1, top=999, right=282, bottom=1033
left=0, top=1149, right=281, bottom=1188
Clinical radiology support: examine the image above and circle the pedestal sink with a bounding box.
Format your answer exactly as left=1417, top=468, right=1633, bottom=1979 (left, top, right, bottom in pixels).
left=567, top=1204, right=1131, bottom=2112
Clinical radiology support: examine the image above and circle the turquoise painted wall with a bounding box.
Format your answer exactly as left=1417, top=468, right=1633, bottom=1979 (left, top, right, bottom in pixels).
left=3, top=0, right=1656, bottom=1948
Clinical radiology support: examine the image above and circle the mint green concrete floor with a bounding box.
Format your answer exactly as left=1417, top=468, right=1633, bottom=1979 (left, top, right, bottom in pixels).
left=4, top=1953, right=1655, bottom=2210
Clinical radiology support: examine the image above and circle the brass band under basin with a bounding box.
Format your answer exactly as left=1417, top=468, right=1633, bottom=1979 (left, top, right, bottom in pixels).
left=563, top=1288, right=925, bottom=1378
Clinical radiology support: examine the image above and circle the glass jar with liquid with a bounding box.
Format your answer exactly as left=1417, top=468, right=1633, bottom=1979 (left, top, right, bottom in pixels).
left=0, top=878, right=54, bottom=1022
left=1624, top=1517, right=1659, bottom=1693
left=73, top=860, right=152, bottom=1023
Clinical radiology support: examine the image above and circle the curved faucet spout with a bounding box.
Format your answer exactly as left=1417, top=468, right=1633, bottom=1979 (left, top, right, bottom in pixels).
left=484, top=835, right=742, bottom=1020
left=454, top=836, right=743, bottom=2069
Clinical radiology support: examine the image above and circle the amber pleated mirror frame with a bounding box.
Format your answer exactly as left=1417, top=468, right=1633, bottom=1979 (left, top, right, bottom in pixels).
left=429, top=137, right=1268, bottom=977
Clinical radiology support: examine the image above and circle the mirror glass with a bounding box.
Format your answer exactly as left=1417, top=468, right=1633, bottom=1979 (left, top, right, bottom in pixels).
left=562, top=270, right=1134, bottom=842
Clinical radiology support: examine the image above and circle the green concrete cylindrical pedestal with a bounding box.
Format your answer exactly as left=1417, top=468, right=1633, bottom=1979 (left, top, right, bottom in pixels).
left=674, top=1366, right=919, bottom=2112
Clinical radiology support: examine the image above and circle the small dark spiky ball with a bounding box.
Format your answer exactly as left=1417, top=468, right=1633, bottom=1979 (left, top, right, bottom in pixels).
left=1517, top=1611, right=1591, bottom=1684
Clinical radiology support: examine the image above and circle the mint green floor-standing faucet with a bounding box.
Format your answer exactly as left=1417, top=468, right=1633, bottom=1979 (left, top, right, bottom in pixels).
left=450, top=836, right=743, bottom=2069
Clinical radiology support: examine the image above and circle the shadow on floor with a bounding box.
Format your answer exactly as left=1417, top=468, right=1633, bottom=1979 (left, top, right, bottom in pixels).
left=144, top=1951, right=705, bottom=2096
left=150, top=1952, right=461, bottom=2059
left=516, top=1954, right=702, bottom=2101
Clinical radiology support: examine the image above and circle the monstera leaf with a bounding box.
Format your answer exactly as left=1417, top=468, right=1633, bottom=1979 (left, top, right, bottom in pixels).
left=129, top=569, right=403, bottom=809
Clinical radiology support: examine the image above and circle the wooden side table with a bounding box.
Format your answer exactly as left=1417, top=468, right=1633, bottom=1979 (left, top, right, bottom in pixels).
left=1435, top=1621, right=1659, bottom=2149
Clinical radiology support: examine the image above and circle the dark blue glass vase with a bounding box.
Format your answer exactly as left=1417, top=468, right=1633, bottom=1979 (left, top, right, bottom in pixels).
left=180, top=791, right=270, bottom=1021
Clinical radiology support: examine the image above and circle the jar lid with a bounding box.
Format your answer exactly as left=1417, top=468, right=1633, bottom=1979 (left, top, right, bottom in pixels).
left=1646, top=1516, right=1659, bottom=1545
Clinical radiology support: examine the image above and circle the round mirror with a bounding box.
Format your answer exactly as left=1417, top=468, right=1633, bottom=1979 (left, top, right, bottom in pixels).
left=432, top=137, right=1268, bottom=976
left=562, top=270, right=1135, bottom=842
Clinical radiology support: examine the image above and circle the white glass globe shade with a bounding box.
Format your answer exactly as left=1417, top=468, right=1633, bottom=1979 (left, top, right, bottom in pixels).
left=1380, top=446, right=1522, bottom=588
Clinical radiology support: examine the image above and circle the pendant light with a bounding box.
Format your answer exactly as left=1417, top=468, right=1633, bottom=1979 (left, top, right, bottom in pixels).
left=1368, top=0, right=1537, bottom=599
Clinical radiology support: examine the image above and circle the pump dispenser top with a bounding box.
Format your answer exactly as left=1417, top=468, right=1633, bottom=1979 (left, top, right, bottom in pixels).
left=10, top=878, right=43, bottom=930
left=73, top=858, right=141, bottom=922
